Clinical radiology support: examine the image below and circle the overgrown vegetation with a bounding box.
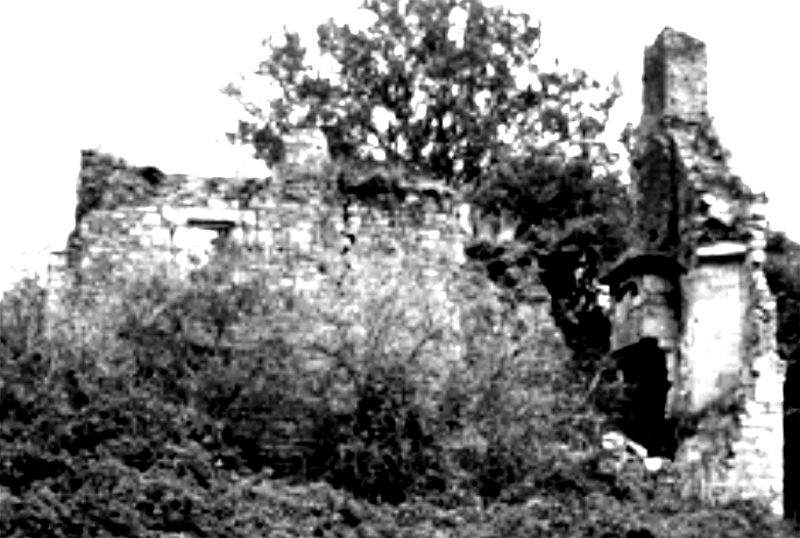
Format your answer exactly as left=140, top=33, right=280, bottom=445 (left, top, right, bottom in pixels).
left=4, top=0, right=794, bottom=535
left=224, top=0, right=632, bottom=384
left=0, top=262, right=793, bottom=537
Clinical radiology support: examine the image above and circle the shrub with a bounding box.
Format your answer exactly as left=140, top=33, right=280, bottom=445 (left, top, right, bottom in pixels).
left=433, top=270, right=605, bottom=502
left=0, top=276, right=48, bottom=359
left=0, top=254, right=796, bottom=537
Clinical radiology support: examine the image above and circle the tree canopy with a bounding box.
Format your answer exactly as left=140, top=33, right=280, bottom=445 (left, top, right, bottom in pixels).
left=223, top=0, right=622, bottom=192
left=223, top=0, right=634, bottom=375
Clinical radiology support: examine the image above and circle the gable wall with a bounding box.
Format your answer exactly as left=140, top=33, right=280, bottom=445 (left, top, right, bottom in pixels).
left=612, top=27, right=784, bottom=515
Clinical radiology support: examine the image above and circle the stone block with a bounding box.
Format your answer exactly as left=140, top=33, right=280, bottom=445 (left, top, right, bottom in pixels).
left=240, top=211, right=258, bottom=227
left=749, top=249, right=766, bottom=264
left=147, top=227, right=172, bottom=248
left=754, top=274, right=770, bottom=291
left=695, top=242, right=747, bottom=258
left=288, top=226, right=313, bottom=246
left=749, top=228, right=767, bottom=242
left=744, top=399, right=771, bottom=416
left=141, top=210, right=163, bottom=227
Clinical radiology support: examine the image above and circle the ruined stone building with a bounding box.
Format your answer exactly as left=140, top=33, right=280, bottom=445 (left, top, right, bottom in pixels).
left=46, top=127, right=468, bottom=368
left=54, top=132, right=464, bottom=285
left=45, top=24, right=788, bottom=517
left=601, top=27, right=784, bottom=515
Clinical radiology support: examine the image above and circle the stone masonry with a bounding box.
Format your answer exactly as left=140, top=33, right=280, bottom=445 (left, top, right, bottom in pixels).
left=48, top=130, right=468, bottom=371
left=44, top=25, right=785, bottom=516
left=601, top=28, right=783, bottom=515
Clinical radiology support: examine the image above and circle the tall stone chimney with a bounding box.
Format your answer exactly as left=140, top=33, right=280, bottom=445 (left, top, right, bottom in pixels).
left=642, top=27, right=708, bottom=124
left=616, top=27, right=785, bottom=517
left=633, top=27, right=713, bottom=262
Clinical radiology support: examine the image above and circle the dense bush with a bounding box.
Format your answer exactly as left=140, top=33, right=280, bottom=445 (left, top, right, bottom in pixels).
left=0, top=266, right=794, bottom=537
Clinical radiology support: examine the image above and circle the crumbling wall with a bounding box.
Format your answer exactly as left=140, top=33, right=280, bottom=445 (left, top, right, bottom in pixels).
left=616, top=27, right=784, bottom=515
left=63, top=150, right=272, bottom=286
left=600, top=253, right=684, bottom=420
left=682, top=249, right=749, bottom=413
left=50, top=132, right=467, bottom=370
left=715, top=199, right=783, bottom=514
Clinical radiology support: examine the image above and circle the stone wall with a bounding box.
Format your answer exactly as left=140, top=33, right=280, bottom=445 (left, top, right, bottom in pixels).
left=705, top=199, right=783, bottom=514
left=49, top=134, right=468, bottom=370
left=600, top=254, right=684, bottom=419
left=606, top=27, right=784, bottom=515
left=681, top=248, right=749, bottom=413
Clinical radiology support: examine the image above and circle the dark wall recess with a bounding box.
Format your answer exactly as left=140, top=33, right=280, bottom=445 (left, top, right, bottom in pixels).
left=609, top=338, right=673, bottom=456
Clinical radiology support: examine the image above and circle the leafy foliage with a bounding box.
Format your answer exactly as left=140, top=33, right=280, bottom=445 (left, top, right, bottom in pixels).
left=223, top=0, right=632, bottom=384
left=224, top=0, right=620, bottom=189
left=1, top=1, right=792, bottom=533
left=0, top=263, right=794, bottom=536
left=765, top=231, right=800, bottom=363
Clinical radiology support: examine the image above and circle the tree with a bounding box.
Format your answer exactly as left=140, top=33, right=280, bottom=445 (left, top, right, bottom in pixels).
left=222, top=0, right=621, bottom=191
left=224, top=0, right=632, bottom=379
left=469, top=140, right=632, bottom=374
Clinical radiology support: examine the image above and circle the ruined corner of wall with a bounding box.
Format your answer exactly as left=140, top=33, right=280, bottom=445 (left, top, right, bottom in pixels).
left=605, top=26, right=786, bottom=516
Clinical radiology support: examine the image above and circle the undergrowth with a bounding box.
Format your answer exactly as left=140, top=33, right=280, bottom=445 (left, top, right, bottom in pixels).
left=0, top=265, right=793, bottom=537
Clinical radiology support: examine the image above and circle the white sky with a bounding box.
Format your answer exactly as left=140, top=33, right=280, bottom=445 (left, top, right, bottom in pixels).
left=0, top=0, right=797, bottom=287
